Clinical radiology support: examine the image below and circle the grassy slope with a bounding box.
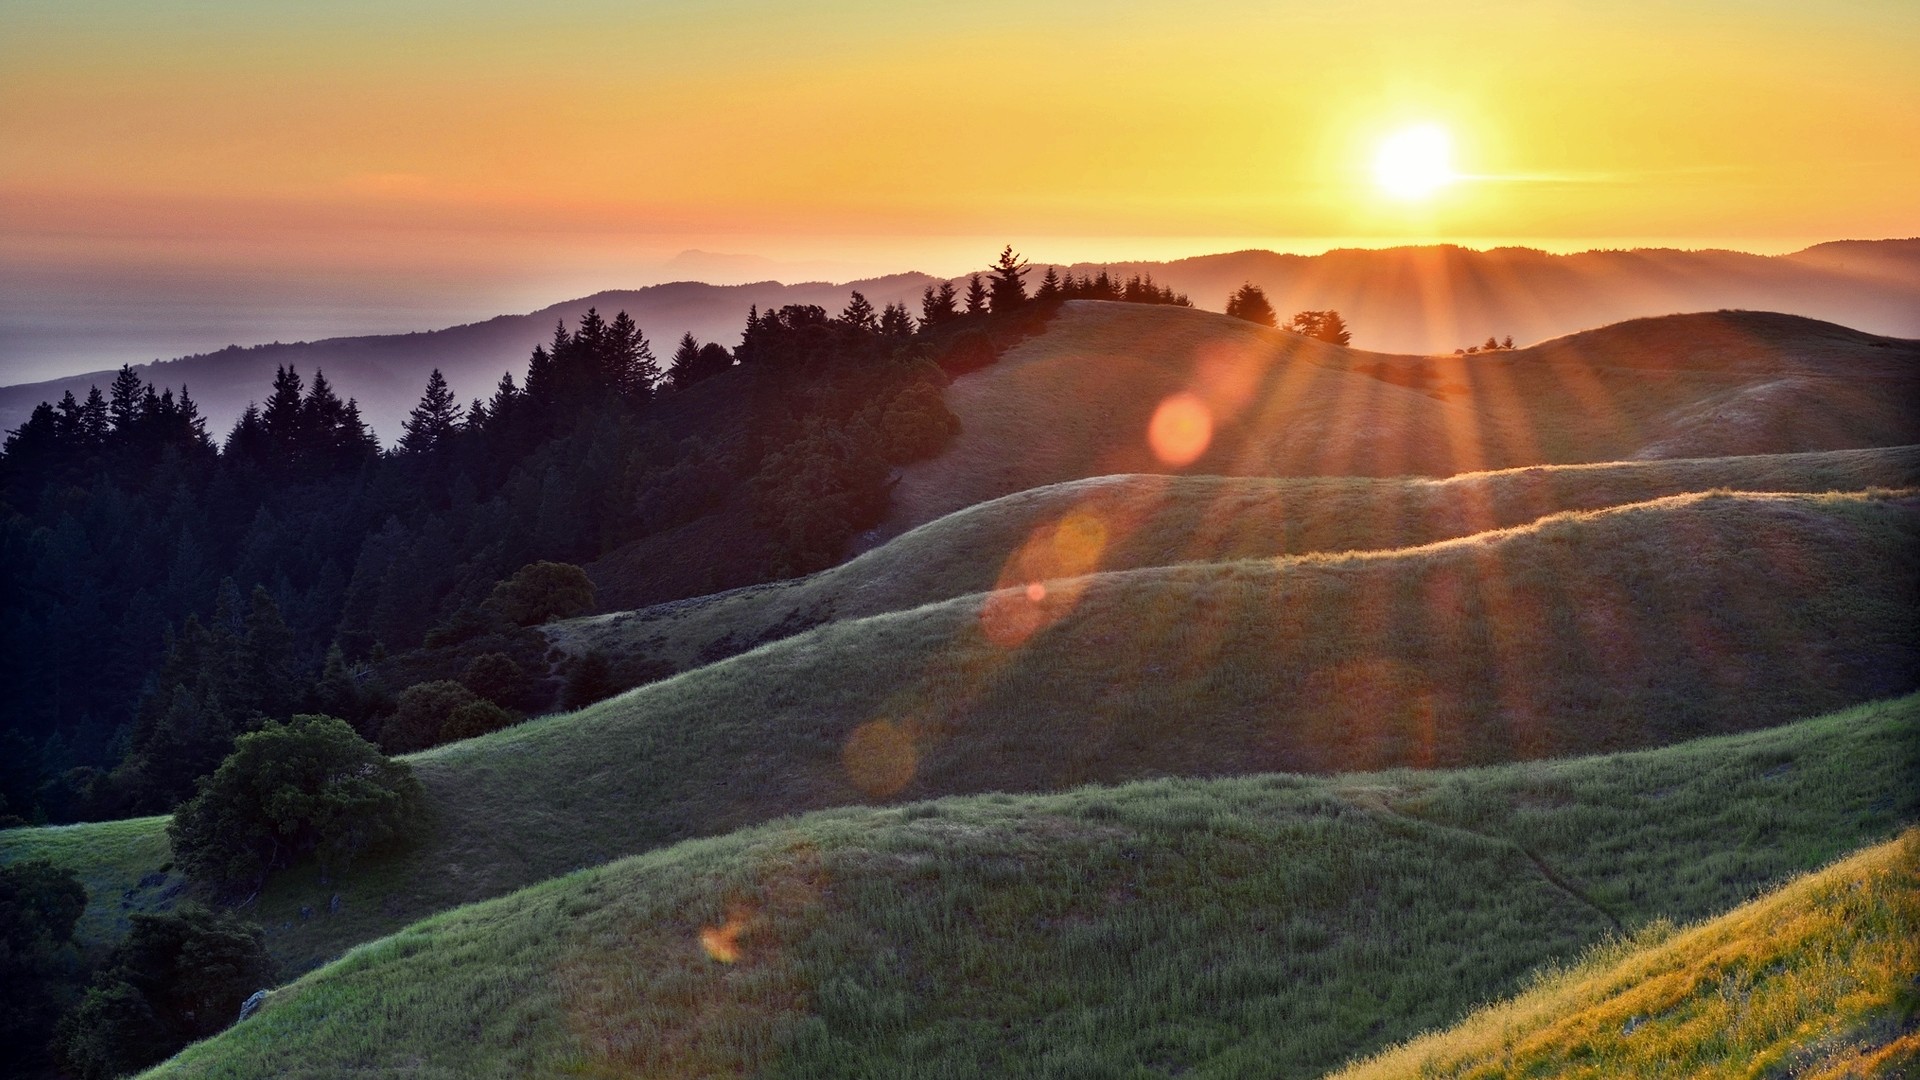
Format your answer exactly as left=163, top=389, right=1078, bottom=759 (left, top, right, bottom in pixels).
left=0, top=815, right=184, bottom=965
left=875, top=303, right=1918, bottom=543
left=551, top=445, right=1920, bottom=673
left=143, top=697, right=1920, bottom=1079
left=1331, top=832, right=1919, bottom=1080
left=6, top=490, right=1915, bottom=978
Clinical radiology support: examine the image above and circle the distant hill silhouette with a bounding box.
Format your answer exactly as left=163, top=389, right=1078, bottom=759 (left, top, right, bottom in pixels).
left=3, top=240, right=1916, bottom=442
left=0, top=273, right=939, bottom=442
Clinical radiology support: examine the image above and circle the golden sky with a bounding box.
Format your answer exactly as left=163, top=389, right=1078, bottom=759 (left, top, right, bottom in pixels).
left=3, top=0, right=1918, bottom=284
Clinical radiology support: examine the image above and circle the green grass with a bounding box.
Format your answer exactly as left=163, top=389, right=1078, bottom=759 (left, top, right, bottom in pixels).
left=7, top=490, right=1915, bottom=979
left=0, top=814, right=183, bottom=964
left=1330, top=831, right=1919, bottom=1079
left=551, top=445, right=1920, bottom=673
left=877, top=303, right=1919, bottom=541
left=140, top=697, right=1919, bottom=1079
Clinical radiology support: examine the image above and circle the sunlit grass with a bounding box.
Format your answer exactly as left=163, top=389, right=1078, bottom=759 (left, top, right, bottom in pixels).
left=1331, top=831, right=1919, bottom=1079
left=138, top=698, right=1919, bottom=1078
left=875, top=304, right=1918, bottom=538
left=553, top=445, right=1920, bottom=673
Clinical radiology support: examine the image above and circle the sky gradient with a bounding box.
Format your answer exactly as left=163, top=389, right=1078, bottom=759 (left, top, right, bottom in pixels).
left=2, top=0, right=1917, bottom=379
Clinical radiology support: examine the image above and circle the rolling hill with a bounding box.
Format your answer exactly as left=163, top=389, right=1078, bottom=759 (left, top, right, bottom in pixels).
left=121, top=697, right=1920, bottom=1078
left=871, top=304, right=1920, bottom=543
left=1332, top=831, right=1918, bottom=1080
left=6, top=240, right=1917, bottom=445
left=5, top=489, right=1912, bottom=979
left=560, top=445, right=1920, bottom=672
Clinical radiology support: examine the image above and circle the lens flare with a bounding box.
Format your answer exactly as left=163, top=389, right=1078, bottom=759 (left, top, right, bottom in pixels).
left=1148, top=393, right=1213, bottom=466
left=842, top=720, right=918, bottom=798
left=980, top=510, right=1114, bottom=648
left=699, top=910, right=748, bottom=963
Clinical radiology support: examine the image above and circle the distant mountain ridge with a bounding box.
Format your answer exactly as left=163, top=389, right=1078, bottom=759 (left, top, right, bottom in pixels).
left=3, top=240, right=1916, bottom=444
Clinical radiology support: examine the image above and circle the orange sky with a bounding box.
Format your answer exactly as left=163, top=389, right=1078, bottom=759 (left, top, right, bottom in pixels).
left=2, top=0, right=1917, bottom=298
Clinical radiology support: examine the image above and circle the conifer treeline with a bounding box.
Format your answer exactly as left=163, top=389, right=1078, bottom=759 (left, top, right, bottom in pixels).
left=1, top=246, right=1147, bottom=824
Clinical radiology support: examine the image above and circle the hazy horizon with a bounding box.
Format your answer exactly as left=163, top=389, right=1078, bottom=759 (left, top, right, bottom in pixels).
left=0, top=232, right=1896, bottom=387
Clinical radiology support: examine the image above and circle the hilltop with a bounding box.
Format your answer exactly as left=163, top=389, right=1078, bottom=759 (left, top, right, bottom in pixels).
left=1332, top=831, right=1918, bottom=1079
left=872, top=304, right=1919, bottom=542
left=122, top=697, right=1920, bottom=1078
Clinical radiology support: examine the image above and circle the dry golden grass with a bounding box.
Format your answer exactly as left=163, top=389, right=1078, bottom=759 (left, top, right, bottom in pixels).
left=1331, top=830, right=1919, bottom=1080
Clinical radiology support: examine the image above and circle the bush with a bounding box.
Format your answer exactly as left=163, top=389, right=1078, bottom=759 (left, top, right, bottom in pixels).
left=53, top=905, right=271, bottom=1080
left=462, top=652, right=532, bottom=709
left=561, top=652, right=619, bottom=711
left=441, top=699, right=514, bottom=741
left=936, top=329, right=997, bottom=374
left=377, top=680, right=480, bottom=753
left=168, top=715, right=422, bottom=889
left=0, top=860, right=87, bottom=1070
left=484, top=562, right=595, bottom=627
left=879, top=381, right=961, bottom=463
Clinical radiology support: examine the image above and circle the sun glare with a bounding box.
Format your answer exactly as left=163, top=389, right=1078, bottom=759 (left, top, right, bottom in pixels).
left=1373, top=124, right=1457, bottom=200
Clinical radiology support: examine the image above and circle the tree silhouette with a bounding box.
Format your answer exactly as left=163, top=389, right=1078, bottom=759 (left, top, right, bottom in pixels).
left=399, top=369, right=464, bottom=455
left=964, top=274, right=989, bottom=316
left=1286, top=310, right=1352, bottom=345
left=988, top=245, right=1030, bottom=312
left=1225, top=283, right=1277, bottom=327
left=921, top=281, right=959, bottom=327
left=840, top=290, right=878, bottom=332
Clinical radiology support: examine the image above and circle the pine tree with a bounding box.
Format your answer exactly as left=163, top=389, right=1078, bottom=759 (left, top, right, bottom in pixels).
left=878, top=302, right=915, bottom=340
left=988, top=246, right=1030, bottom=312
left=339, top=399, right=378, bottom=463
left=1226, top=283, right=1278, bottom=327
left=107, top=365, right=145, bottom=436
left=840, top=291, right=878, bottom=332
left=669, top=333, right=702, bottom=391
left=399, top=369, right=464, bottom=455
left=261, top=365, right=305, bottom=453
left=80, top=387, right=110, bottom=448
left=1036, top=266, right=1062, bottom=302
left=242, top=586, right=296, bottom=722
left=54, top=391, right=83, bottom=445
left=605, top=311, right=659, bottom=403
left=964, top=274, right=989, bottom=316
left=922, top=281, right=959, bottom=328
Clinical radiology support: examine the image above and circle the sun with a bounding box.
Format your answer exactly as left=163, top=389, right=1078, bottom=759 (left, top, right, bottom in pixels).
left=1373, top=124, right=1457, bottom=200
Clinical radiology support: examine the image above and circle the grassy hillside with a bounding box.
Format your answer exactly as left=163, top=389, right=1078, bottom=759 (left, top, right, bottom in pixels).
left=552, top=445, right=1920, bottom=674
left=875, top=303, right=1918, bottom=542
left=6, top=492, right=1914, bottom=977
left=137, top=698, right=1919, bottom=1079
left=1332, top=831, right=1919, bottom=1080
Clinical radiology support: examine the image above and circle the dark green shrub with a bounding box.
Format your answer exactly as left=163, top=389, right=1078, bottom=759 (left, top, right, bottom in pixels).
left=484, top=562, right=595, bottom=627
left=880, top=381, right=961, bottom=463
left=462, top=652, right=532, bottom=708
left=168, top=715, right=422, bottom=889
left=441, top=699, right=514, bottom=742
left=561, top=652, right=618, bottom=711
left=377, top=680, right=480, bottom=753
left=0, top=859, right=87, bottom=1071
left=937, top=328, right=997, bottom=374
left=53, top=905, right=271, bottom=1080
